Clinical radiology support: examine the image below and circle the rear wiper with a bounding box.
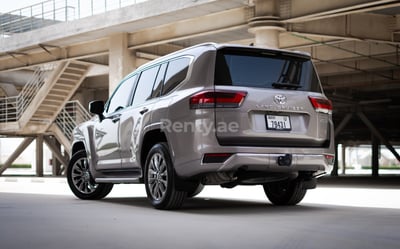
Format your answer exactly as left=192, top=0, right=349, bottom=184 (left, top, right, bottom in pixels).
left=271, top=82, right=301, bottom=89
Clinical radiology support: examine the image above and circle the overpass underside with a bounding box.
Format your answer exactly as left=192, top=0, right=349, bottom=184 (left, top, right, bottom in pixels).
left=0, top=0, right=399, bottom=176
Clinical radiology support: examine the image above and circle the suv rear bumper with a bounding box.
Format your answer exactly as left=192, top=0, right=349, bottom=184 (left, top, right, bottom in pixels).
left=175, top=152, right=334, bottom=178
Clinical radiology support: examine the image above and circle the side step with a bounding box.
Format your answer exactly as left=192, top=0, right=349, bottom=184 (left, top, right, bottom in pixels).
left=95, top=178, right=141, bottom=184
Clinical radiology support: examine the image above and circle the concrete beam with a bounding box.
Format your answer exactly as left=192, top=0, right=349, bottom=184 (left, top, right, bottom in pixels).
left=283, top=0, right=400, bottom=23
left=289, top=13, right=398, bottom=44
left=308, top=40, right=397, bottom=64
left=0, top=38, right=109, bottom=72
left=0, top=83, right=19, bottom=97
left=335, top=113, right=354, bottom=137
left=357, top=112, right=400, bottom=162
left=130, top=7, right=250, bottom=49
left=319, top=73, right=399, bottom=91
left=0, top=0, right=247, bottom=54
left=0, top=6, right=250, bottom=72
left=317, top=62, right=400, bottom=80
left=0, top=137, right=35, bottom=175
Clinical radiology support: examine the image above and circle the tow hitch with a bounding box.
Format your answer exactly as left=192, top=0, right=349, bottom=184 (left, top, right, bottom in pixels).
left=277, top=154, right=292, bottom=166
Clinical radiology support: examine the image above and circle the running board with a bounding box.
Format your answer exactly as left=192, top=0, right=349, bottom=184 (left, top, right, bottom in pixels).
left=95, top=178, right=141, bottom=184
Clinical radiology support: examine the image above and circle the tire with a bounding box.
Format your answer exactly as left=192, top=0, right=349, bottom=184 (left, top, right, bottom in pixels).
left=263, top=179, right=307, bottom=206
left=67, top=150, right=113, bottom=200
left=144, top=143, right=187, bottom=210
left=187, top=183, right=204, bottom=198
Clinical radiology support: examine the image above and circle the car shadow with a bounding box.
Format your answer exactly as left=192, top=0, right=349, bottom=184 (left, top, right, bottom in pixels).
left=98, top=196, right=329, bottom=215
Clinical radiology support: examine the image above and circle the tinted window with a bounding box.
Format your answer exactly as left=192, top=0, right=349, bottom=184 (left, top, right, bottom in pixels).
left=151, top=63, right=167, bottom=98
left=105, top=74, right=137, bottom=114
left=215, top=49, right=321, bottom=92
left=162, top=57, right=190, bottom=95
left=132, top=66, right=159, bottom=106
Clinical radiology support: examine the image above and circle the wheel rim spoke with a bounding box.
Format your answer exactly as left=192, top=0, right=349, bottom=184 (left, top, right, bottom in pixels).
left=147, top=152, right=168, bottom=201
left=71, top=156, right=98, bottom=194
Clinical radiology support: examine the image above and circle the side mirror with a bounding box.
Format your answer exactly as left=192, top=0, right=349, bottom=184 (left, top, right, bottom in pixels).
left=89, top=100, right=105, bottom=121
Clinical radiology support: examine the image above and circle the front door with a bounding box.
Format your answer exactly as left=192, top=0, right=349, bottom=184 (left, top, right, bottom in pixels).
left=93, top=74, right=138, bottom=170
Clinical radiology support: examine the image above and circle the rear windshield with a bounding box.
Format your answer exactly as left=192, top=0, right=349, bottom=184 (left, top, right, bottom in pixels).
left=215, top=48, right=322, bottom=92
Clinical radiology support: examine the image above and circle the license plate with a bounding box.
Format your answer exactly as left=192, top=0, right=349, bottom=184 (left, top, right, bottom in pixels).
left=266, top=115, right=291, bottom=131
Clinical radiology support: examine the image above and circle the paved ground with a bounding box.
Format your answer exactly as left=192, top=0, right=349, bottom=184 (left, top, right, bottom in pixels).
left=0, top=177, right=399, bottom=249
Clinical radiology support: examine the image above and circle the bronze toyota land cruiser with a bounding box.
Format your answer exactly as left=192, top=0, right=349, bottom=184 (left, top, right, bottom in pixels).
left=67, top=43, right=335, bottom=209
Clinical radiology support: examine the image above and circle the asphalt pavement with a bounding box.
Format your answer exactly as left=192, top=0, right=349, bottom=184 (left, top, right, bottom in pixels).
left=0, top=177, right=399, bottom=249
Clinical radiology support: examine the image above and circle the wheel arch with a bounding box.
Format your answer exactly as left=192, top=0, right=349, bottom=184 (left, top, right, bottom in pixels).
left=140, top=129, right=168, bottom=170
left=71, top=141, right=86, bottom=156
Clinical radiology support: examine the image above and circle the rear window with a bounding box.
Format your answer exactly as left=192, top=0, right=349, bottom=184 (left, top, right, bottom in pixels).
left=162, top=57, right=190, bottom=95
left=215, top=49, right=322, bottom=92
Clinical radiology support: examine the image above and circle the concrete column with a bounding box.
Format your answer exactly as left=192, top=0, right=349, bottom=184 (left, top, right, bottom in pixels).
left=248, top=0, right=285, bottom=49
left=36, top=135, right=44, bottom=177
left=51, top=137, right=62, bottom=176
left=331, top=143, right=339, bottom=176
left=372, top=135, right=380, bottom=177
left=341, top=144, right=346, bottom=175
left=108, top=33, right=135, bottom=96
left=250, top=28, right=282, bottom=49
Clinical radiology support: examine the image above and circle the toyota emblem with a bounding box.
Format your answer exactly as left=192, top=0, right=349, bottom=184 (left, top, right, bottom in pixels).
left=274, top=94, right=287, bottom=105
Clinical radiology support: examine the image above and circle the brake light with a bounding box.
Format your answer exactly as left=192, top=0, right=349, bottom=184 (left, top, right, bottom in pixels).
left=324, top=154, right=335, bottom=166
left=309, top=96, right=332, bottom=114
left=190, top=91, right=247, bottom=109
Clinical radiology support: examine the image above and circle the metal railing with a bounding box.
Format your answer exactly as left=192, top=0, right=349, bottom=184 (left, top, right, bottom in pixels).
left=0, top=67, right=47, bottom=123
left=1, top=0, right=148, bottom=37
left=0, top=66, right=90, bottom=140
left=55, top=100, right=92, bottom=140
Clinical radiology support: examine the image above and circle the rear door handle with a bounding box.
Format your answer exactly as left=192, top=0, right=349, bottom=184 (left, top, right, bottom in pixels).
left=140, top=107, right=149, bottom=115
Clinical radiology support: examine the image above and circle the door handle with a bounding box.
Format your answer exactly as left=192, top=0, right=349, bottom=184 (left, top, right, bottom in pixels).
left=111, top=114, right=121, bottom=123
left=140, top=107, right=149, bottom=115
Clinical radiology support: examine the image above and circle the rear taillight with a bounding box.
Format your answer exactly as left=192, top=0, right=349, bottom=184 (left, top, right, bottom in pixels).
left=190, top=91, right=247, bottom=109
left=324, top=154, right=335, bottom=166
left=309, top=96, right=333, bottom=114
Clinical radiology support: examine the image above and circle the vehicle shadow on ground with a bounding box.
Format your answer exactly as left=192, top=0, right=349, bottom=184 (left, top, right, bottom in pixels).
left=99, top=196, right=328, bottom=215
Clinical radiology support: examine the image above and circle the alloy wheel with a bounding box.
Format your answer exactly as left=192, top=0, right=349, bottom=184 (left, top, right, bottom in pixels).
left=147, top=152, right=168, bottom=201
left=71, top=157, right=98, bottom=194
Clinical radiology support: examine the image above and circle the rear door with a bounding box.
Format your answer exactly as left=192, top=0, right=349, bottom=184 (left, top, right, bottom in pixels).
left=213, top=47, right=332, bottom=147
left=119, top=64, right=165, bottom=169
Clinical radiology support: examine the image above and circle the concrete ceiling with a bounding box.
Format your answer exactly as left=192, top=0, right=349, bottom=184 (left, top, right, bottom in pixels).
left=0, top=0, right=400, bottom=144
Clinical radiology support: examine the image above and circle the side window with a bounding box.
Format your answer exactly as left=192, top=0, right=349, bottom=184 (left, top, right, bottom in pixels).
left=151, top=63, right=167, bottom=98
left=105, top=74, right=137, bottom=114
left=132, top=66, right=159, bottom=106
left=162, top=57, right=190, bottom=95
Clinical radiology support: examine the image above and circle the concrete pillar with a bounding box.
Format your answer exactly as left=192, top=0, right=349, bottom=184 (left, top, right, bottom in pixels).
left=248, top=0, right=285, bottom=49
left=108, top=33, right=135, bottom=96
left=341, top=144, right=346, bottom=175
left=331, top=143, right=339, bottom=176
left=51, top=137, right=62, bottom=176
left=372, top=135, right=380, bottom=177
left=36, top=135, right=44, bottom=177
left=250, top=28, right=282, bottom=49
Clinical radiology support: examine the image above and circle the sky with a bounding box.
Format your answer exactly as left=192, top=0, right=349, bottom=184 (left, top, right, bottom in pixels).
left=0, top=0, right=45, bottom=13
